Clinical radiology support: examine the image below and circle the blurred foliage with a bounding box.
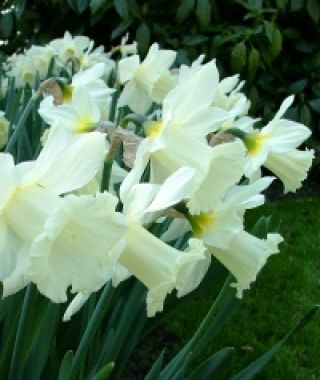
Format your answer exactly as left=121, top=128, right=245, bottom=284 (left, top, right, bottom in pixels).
left=1, top=0, right=320, bottom=142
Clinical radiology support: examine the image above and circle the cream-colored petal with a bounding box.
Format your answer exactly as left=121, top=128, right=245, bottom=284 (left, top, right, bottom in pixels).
left=2, top=244, right=30, bottom=297
left=147, top=167, right=196, bottom=213
left=26, top=130, right=107, bottom=195
left=188, top=140, right=246, bottom=214
left=176, top=238, right=210, bottom=297
left=63, top=292, right=90, bottom=321
left=264, top=149, right=314, bottom=193
left=163, top=60, right=219, bottom=120
left=0, top=153, right=17, bottom=207
left=29, top=192, right=127, bottom=302
left=118, top=80, right=152, bottom=114
left=72, top=63, right=106, bottom=86
left=118, top=55, right=140, bottom=83
left=3, top=184, right=60, bottom=242
left=273, top=95, right=294, bottom=120
left=119, top=221, right=208, bottom=317
left=120, top=138, right=152, bottom=204
left=264, top=119, right=311, bottom=153
left=210, top=231, right=283, bottom=298
left=224, top=176, right=275, bottom=210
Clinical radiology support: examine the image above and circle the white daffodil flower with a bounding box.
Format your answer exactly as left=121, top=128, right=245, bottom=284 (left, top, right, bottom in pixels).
left=118, top=43, right=177, bottom=113
left=39, top=86, right=102, bottom=133
left=49, top=31, right=90, bottom=65
left=118, top=220, right=210, bottom=317
left=0, top=126, right=107, bottom=296
left=39, top=63, right=114, bottom=121
left=212, top=75, right=250, bottom=118
left=211, top=231, right=283, bottom=298
left=80, top=42, right=115, bottom=72
left=119, top=33, right=138, bottom=57
left=29, top=192, right=127, bottom=303
left=65, top=63, right=115, bottom=108
left=120, top=61, right=232, bottom=201
left=240, top=96, right=314, bottom=188
left=6, top=45, right=55, bottom=87
left=145, top=171, right=281, bottom=299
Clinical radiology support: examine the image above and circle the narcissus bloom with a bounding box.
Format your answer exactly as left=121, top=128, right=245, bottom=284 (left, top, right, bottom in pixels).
left=118, top=43, right=176, bottom=113
left=211, top=231, right=283, bottom=297
left=49, top=31, right=90, bottom=65
left=0, top=127, right=107, bottom=295
left=29, top=192, right=127, bottom=302
left=120, top=61, right=231, bottom=201
left=118, top=220, right=210, bottom=317
left=238, top=96, right=314, bottom=192
left=39, top=86, right=102, bottom=133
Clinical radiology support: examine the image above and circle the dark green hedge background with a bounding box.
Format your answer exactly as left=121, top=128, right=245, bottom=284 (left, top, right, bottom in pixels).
left=1, top=0, right=320, bottom=143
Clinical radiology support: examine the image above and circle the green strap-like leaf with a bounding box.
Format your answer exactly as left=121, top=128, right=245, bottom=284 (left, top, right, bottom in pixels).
left=145, top=351, right=165, bottom=380
left=187, top=347, right=234, bottom=380
left=161, top=275, right=240, bottom=380
left=58, top=351, right=74, bottom=380
left=91, top=362, right=115, bottom=380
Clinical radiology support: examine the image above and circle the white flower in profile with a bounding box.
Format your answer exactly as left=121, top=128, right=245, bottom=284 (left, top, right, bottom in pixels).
left=6, top=54, right=39, bottom=88
left=0, top=126, right=107, bottom=296
left=0, top=111, right=9, bottom=149
left=212, top=75, right=250, bottom=118
left=6, top=44, right=55, bottom=88
left=118, top=33, right=138, bottom=57
left=118, top=43, right=177, bottom=113
left=118, top=220, right=210, bottom=317
left=49, top=31, right=90, bottom=65
left=212, top=231, right=283, bottom=298
left=239, top=96, right=314, bottom=192
left=146, top=166, right=281, bottom=297
left=80, top=41, right=115, bottom=73
left=28, top=192, right=127, bottom=303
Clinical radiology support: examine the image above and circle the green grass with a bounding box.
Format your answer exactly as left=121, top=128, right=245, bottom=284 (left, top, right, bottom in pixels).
left=164, top=196, right=320, bottom=379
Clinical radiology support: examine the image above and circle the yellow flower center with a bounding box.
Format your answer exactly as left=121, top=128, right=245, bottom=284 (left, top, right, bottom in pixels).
left=144, top=121, right=163, bottom=139
left=245, top=132, right=268, bottom=156
left=74, top=116, right=96, bottom=133
left=191, top=212, right=215, bottom=238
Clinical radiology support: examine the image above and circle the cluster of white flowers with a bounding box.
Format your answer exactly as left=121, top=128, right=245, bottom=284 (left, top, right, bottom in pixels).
left=3, top=31, right=123, bottom=89
left=0, top=33, right=314, bottom=319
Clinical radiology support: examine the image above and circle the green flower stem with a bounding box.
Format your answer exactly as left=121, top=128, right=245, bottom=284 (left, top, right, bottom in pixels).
left=119, top=113, right=146, bottom=130
left=5, top=91, right=41, bottom=154
left=8, top=285, right=36, bottom=380
left=69, top=282, right=114, bottom=380
left=226, top=127, right=247, bottom=141
left=100, top=131, right=122, bottom=192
